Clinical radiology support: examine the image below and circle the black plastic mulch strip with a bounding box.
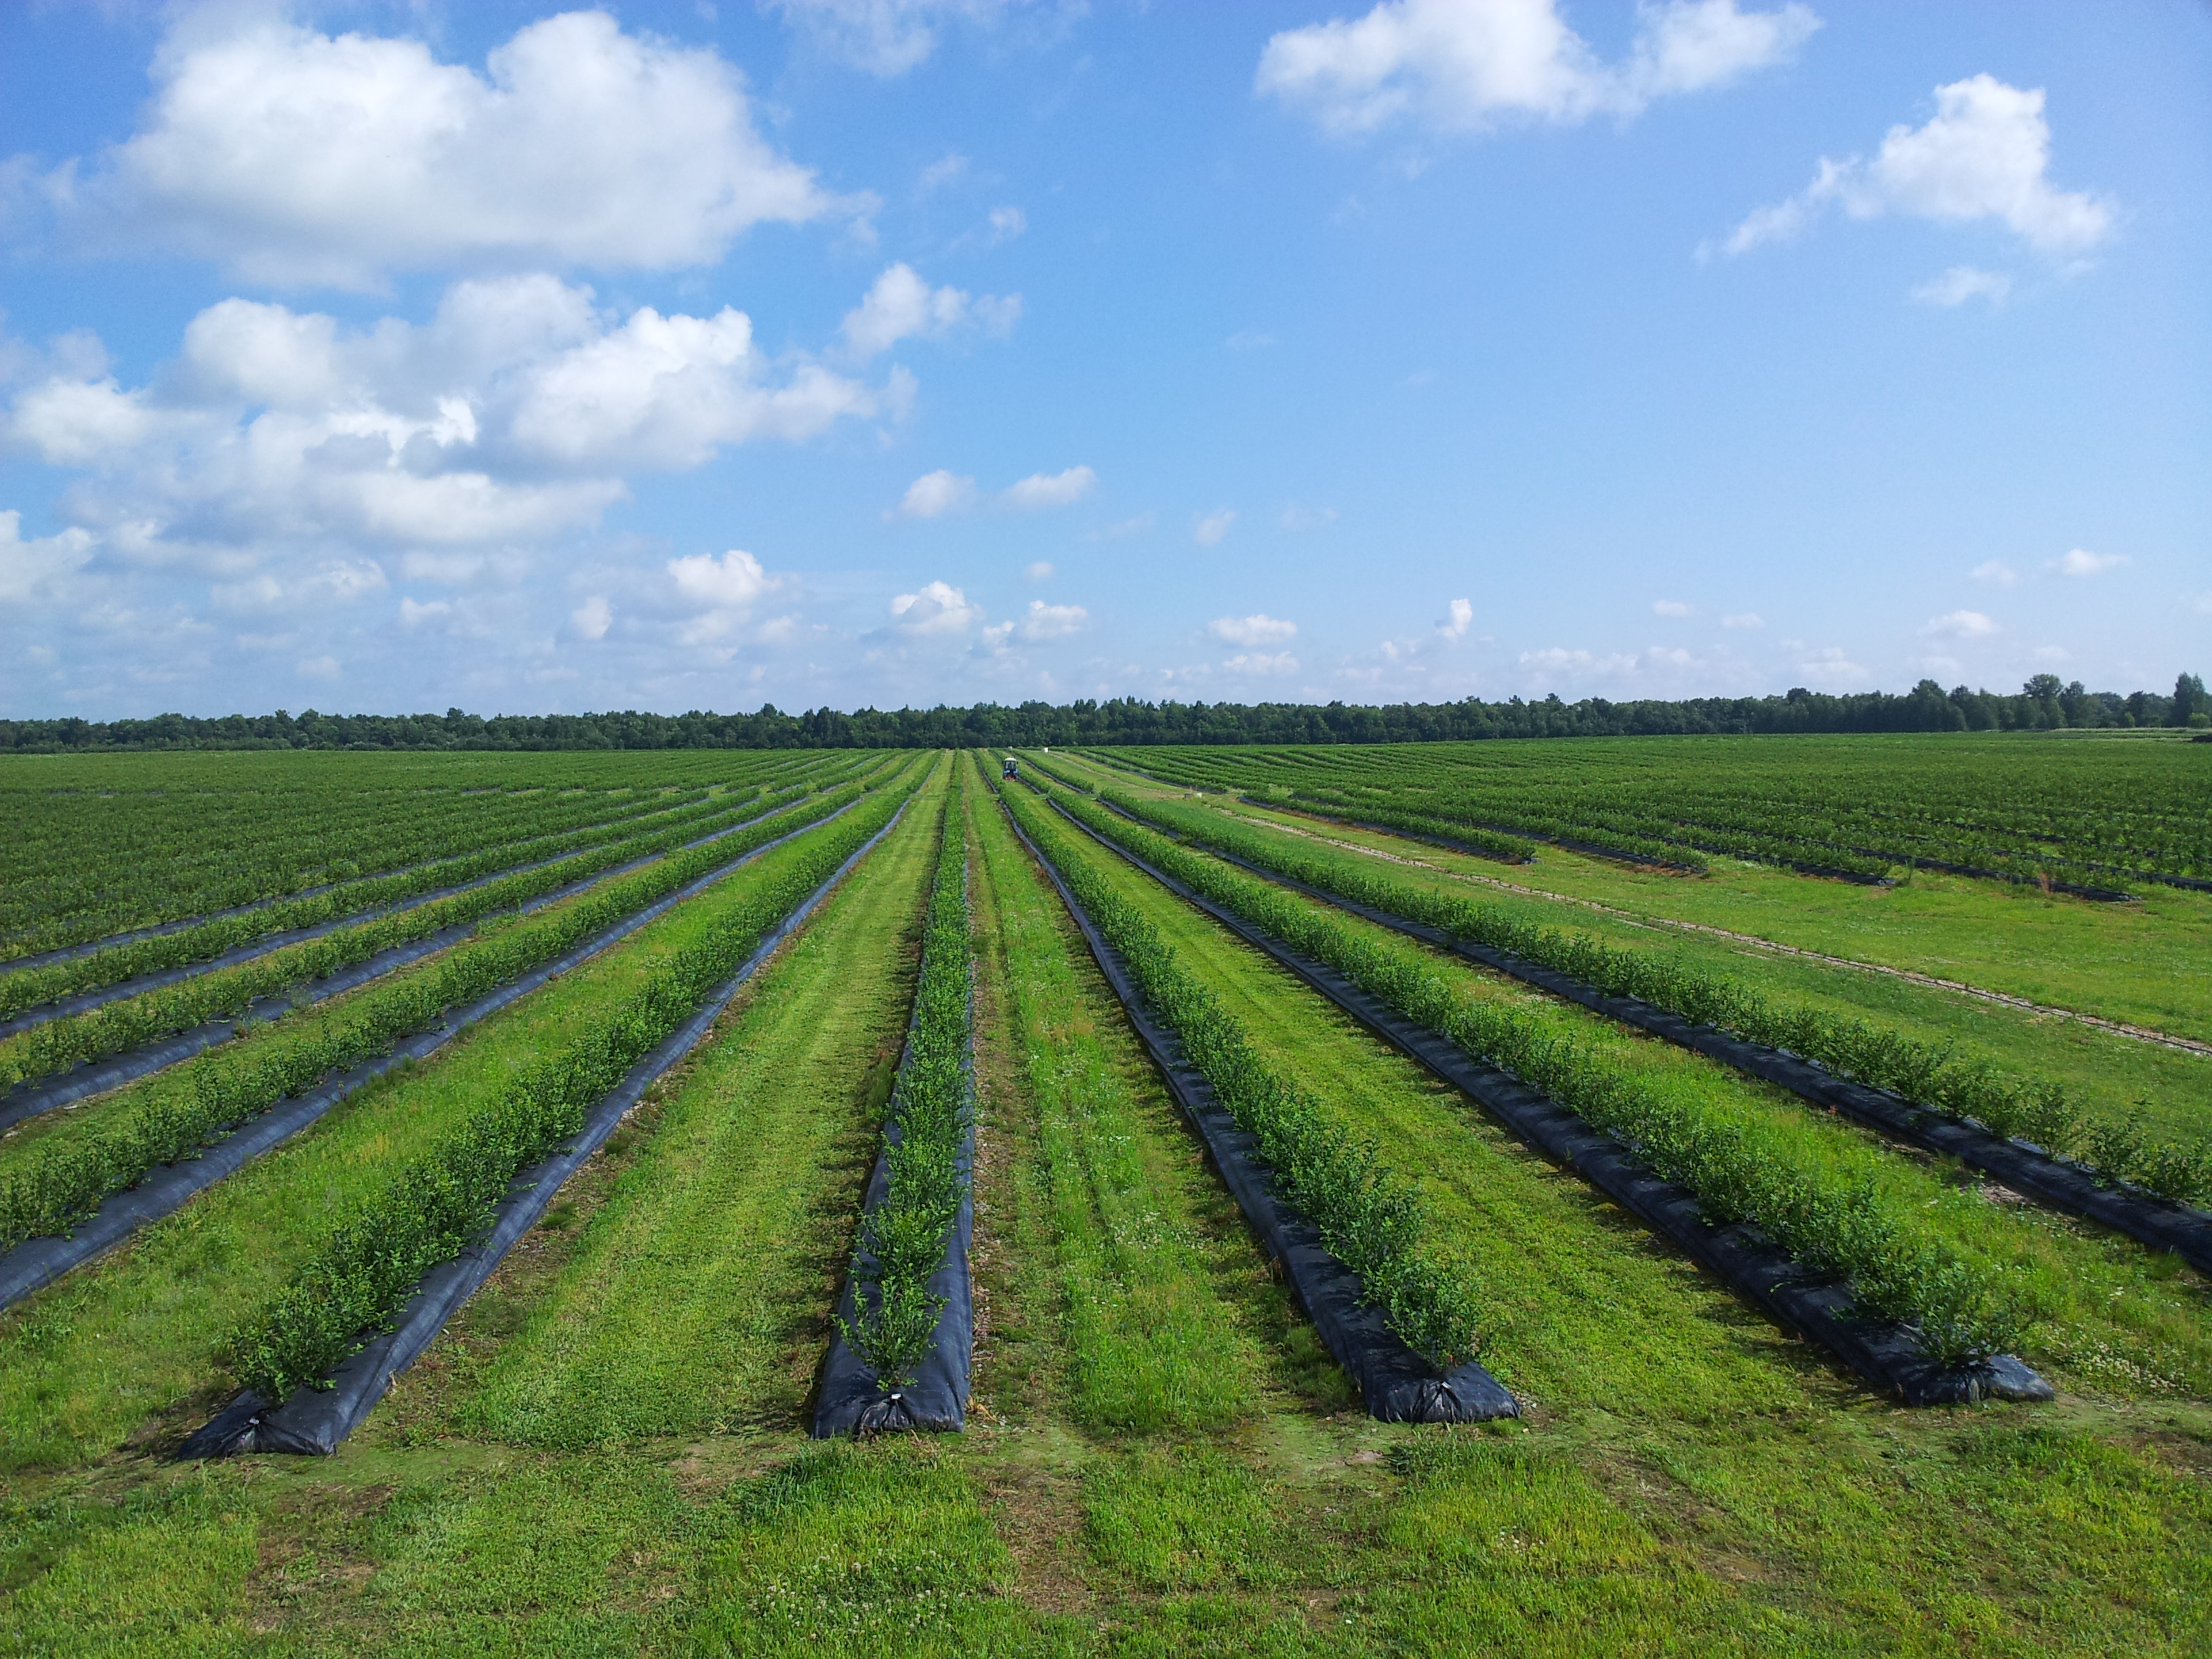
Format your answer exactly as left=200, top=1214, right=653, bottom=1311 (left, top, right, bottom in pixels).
left=0, top=811, right=726, bottom=1038
left=2119, top=869, right=2212, bottom=895
left=0, top=796, right=819, bottom=1133
left=0, top=793, right=718, bottom=977
left=1197, top=846, right=2212, bottom=1277
left=0, top=799, right=866, bottom=1314
left=1003, top=802, right=1517, bottom=1425
left=1050, top=800, right=2050, bottom=1408
left=1895, top=856, right=2135, bottom=903
left=813, top=989, right=977, bottom=1438
left=178, top=805, right=907, bottom=1458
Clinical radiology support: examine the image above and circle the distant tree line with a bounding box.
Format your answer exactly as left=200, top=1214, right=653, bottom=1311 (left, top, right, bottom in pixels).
left=2, top=673, right=2205, bottom=754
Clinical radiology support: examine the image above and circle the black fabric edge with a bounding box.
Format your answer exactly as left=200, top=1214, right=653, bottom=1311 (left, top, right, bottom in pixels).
left=813, top=809, right=977, bottom=1439
left=1001, top=798, right=1517, bottom=1426
left=1, top=798, right=867, bottom=1314
left=1048, top=797, right=2049, bottom=1409
left=178, top=803, right=907, bottom=1459
left=0, top=794, right=821, bottom=1125
left=1194, top=845, right=2212, bottom=1277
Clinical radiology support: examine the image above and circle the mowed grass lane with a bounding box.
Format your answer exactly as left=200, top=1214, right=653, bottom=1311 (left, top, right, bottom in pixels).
left=966, top=755, right=1286, bottom=1435
left=1088, top=749, right=2212, bottom=1048
left=1057, top=752, right=2212, bottom=1149
left=5, top=757, right=2209, bottom=1659
left=1038, top=762, right=2212, bottom=1396
left=0, top=801, right=897, bottom=1473
left=1033, top=797, right=2212, bottom=1652
left=439, top=769, right=943, bottom=1447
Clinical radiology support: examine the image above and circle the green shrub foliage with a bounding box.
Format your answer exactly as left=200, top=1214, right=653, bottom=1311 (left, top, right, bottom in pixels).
left=998, top=773, right=1484, bottom=1373
left=1037, top=773, right=2040, bottom=1365
left=0, top=767, right=914, bottom=1254
left=0, top=773, right=903, bottom=1092
left=1077, top=776, right=2212, bottom=1212
left=836, top=773, right=974, bottom=1387
left=0, top=782, right=785, bottom=1024
left=224, top=769, right=923, bottom=1401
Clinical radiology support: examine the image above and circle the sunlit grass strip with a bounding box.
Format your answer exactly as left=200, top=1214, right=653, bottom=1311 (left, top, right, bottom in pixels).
left=998, top=774, right=1483, bottom=1373
left=1042, top=777, right=2039, bottom=1366
left=224, top=771, right=924, bottom=1402
left=0, top=781, right=841, bottom=1092
left=965, top=753, right=1266, bottom=1431
left=0, top=781, right=779, bottom=1022
left=834, top=771, right=974, bottom=1389
left=0, top=772, right=909, bottom=1254
left=1082, top=774, right=2212, bottom=1211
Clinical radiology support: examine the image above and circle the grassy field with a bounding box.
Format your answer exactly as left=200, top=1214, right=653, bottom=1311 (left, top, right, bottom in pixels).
left=1074, top=747, right=2212, bottom=1044
left=1042, top=749, right=2212, bottom=1145
left=1, top=744, right=2207, bottom=1656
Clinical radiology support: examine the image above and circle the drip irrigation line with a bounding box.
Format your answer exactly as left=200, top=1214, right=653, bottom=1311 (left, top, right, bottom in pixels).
left=1194, top=841, right=2212, bottom=1277
left=0, top=793, right=821, bottom=1133
left=0, top=798, right=867, bottom=1313
left=1002, top=796, right=1517, bottom=1425
left=1046, top=795, right=2049, bottom=1408
left=178, top=804, right=907, bottom=1458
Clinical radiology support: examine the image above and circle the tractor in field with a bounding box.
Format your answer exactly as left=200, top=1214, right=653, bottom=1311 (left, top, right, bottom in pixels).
left=1002, top=756, right=1020, bottom=779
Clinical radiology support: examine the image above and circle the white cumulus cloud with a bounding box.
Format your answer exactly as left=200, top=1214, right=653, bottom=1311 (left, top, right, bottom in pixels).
left=1652, top=598, right=1692, bottom=617
left=890, top=578, right=985, bottom=635
left=0, top=510, right=98, bottom=605
left=2052, top=548, right=2126, bottom=577
left=1018, top=600, right=1089, bottom=640
left=893, top=470, right=979, bottom=518
left=770, top=0, right=1025, bottom=77
left=669, top=548, right=777, bottom=611
left=1911, top=266, right=2011, bottom=306
left=2, top=276, right=884, bottom=583
left=1256, top=0, right=1818, bottom=137
left=840, top=263, right=1020, bottom=360
left=1439, top=597, right=1473, bottom=639
left=1210, top=613, right=1298, bottom=647
left=513, top=304, right=876, bottom=468
left=571, top=595, right=613, bottom=639
left=1225, top=651, right=1300, bottom=676
left=1971, top=559, right=2018, bottom=585
left=1194, top=508, right=1237, bottom=546
left=1922, top=609, right=2000, bottom=638
left=1721, top=612, right=1763, bottom=629
left=47, top=11, right=838, bottom=289
left=1023, top=560, right=1055, bottom=583
left=1715, top=75, right=2111, bottom=260
left=1002, top=466, right=1097, bottom=509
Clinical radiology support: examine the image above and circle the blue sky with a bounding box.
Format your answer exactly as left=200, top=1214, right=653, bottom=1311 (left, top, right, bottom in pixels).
left=1, top=0, right=2206, bottom=719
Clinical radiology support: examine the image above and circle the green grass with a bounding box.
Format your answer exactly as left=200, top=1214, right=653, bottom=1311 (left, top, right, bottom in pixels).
left=1049, top=751, right=2212, bottom=1143
left=445, top=775, right=939, bottom=1446
left=1042, top=785, right=2212, bottom=1394
left=0, top=805, right=895, bottom=1472
left=965, top=762, right=1307, bottom=1431
left=1078, top=751, right=2212, bottom=1046
left=5, top=750, right=2212, bottom=1657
